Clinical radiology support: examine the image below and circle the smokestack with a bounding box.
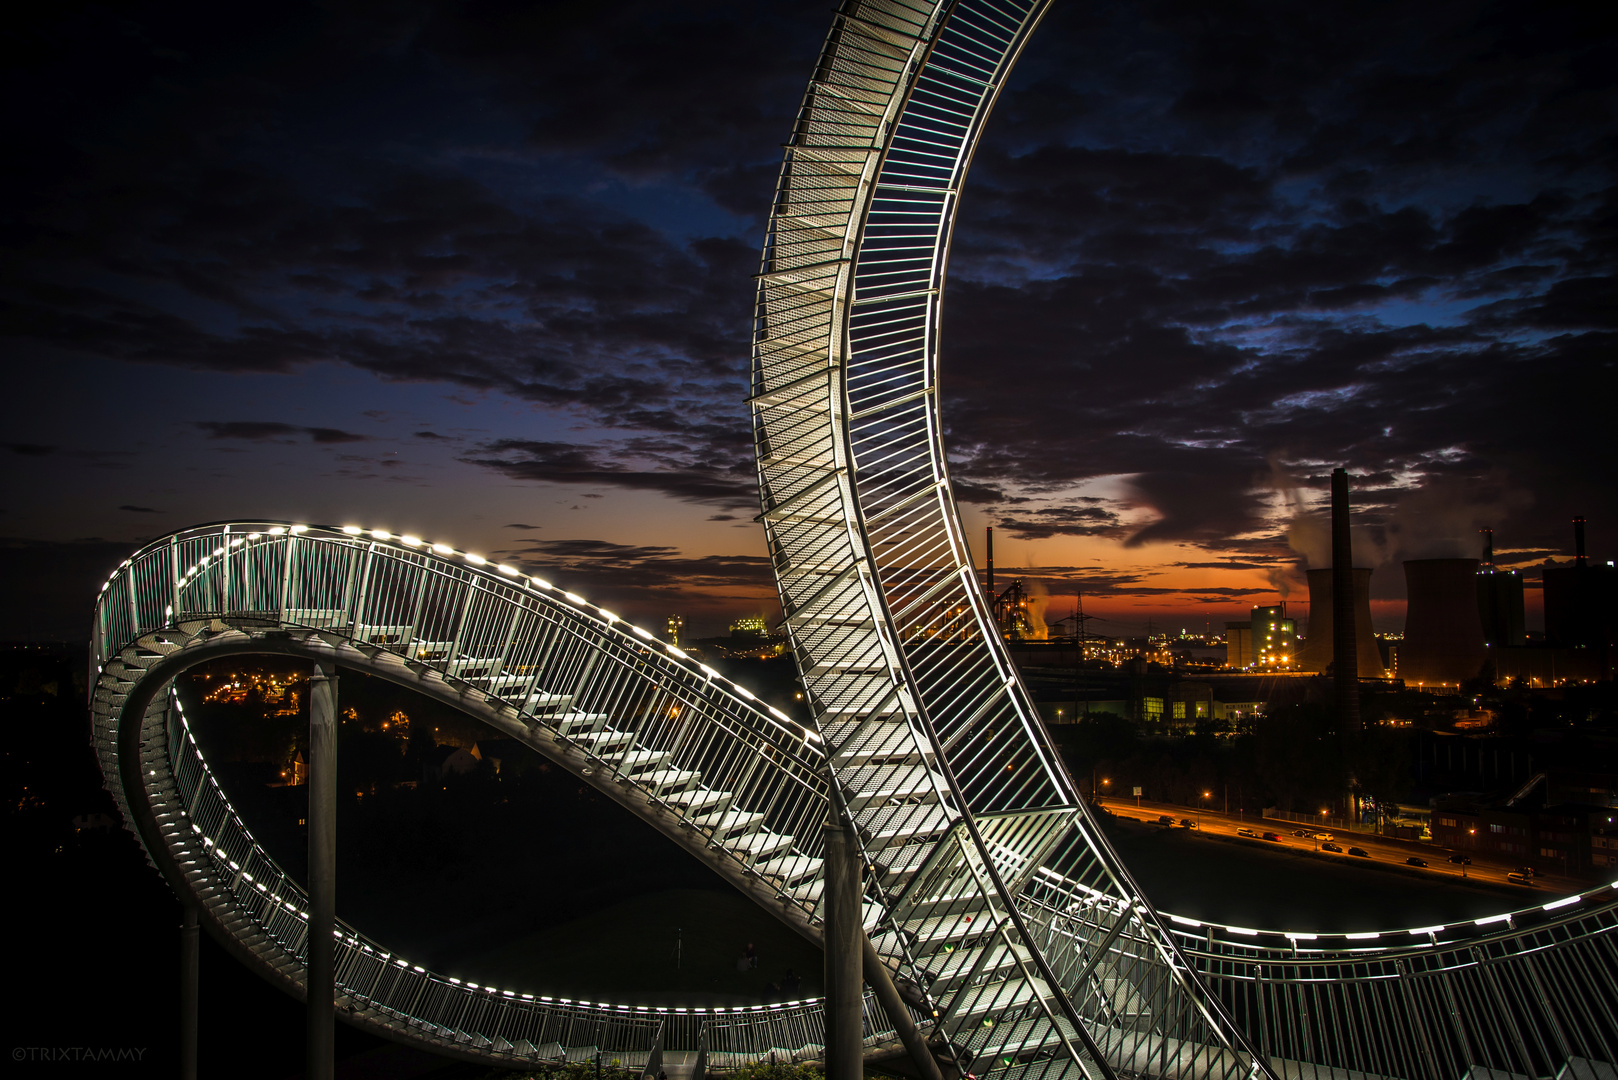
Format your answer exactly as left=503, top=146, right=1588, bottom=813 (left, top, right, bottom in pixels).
left=1481, top=528, right=1494, bottom=569
left=1331, top=469, right=1360, bottom=733
left=986, top=526, right=995, bottom=597
left=1575, top=516, right=1587, bottom=568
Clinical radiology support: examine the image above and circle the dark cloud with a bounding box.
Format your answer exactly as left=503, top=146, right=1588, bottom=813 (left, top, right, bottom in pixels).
left=462, top=439, right=756, bottom=510
left=938, top=0, right=1618, bottom=567
left=2, top=0, right=1615, bottom=629
left=498, top=537, right=775, bottom=629
left=193, top=422, right=368, bottom=444
left=117, top=505, right=161, bottom=514
left=995, top=504, right=1125, bottom=541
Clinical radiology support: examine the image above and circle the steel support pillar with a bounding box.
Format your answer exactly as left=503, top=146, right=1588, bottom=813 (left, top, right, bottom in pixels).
left=307, top=661, right=337, bottom=1080
left=180, top=904, right=198, bottom=1080
left=863, top=933, right=945, bottom=1080
left=823, top=819, right=864, bottom=1079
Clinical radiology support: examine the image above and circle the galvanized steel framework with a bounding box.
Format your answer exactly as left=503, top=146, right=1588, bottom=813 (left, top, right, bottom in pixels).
left=87, top=1, right=1618, bottom=1078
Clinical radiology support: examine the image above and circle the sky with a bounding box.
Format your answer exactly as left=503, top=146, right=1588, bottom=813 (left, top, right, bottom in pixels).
left=3, top=0, right=1616, bottom=641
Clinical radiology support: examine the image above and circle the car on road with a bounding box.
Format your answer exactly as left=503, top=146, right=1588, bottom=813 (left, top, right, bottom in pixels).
left=1313, top=832, right=1334, bottom=842
left=1158, top=815, right=1175, bottom=825
left=1514, top=866, right=1537, bottom=878
left=1179, top=818, right=1198, bottom=829
left=1237, top=827, right=1258, bottom=838
left=1406, top=857, right=1429, bottom=868
left=1507, top=871, right=1535, bottom=886
left=1322, top=842, right=1343, bottom=853
left=1292, top=829, right=1310, bottom=837
left=1262, top=832, right=1281, bottom=842
left=1348, top=847, right=1369, bottom=857
left=1448, top=854, right=1472, bottom=865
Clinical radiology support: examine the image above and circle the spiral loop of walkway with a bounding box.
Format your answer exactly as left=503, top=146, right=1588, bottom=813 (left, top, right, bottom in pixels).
left=90, top=1, right=1618, bottom=1077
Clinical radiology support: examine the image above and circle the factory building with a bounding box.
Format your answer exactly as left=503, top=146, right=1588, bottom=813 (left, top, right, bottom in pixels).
left=1224, top=604, right=1295, bottom=669
left=1542, top=518, right=1617, bottom=667
left=1297, top=567, right=1385, bottom=677
left=1402, top=558, right=1487, bottom=688
left=1475, top=528, right=1525, bottom=647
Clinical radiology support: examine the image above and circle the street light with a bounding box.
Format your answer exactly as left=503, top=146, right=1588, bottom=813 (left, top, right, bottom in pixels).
left=1198, top=790, right=1209, bottom=830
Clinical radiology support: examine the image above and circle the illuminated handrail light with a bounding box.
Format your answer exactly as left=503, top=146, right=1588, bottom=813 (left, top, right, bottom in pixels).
left=1543, top=896, right=1581, bottom=911
left=1407, top=925, right=1445, bottom=936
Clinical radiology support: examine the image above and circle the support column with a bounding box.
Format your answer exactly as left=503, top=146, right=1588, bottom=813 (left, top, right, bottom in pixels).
left=180, top=904, right=198, bottom=1080
left=823, top=819, right=864, bottom=1080
left=862, top=934, right=944, bottom=1080
left=307, top=661, right=337, bottom=1080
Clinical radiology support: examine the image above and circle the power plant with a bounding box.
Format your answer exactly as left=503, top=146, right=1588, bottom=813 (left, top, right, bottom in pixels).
left=1476, top=528, right=1525, bottom=647
left=1402, top=558, right=1488, bottom=687
left=1298, top=567, right=1385, bottom=677
left=1543, top=516, right=1618, bottom=657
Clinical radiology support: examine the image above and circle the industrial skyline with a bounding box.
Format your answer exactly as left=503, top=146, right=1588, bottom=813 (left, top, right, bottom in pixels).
left=4, top=0, right=1615, bottom=640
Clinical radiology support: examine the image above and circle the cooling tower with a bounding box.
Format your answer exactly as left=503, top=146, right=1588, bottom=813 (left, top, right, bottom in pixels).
left=1402, top=558, right=1487, bottom=687
left=1299, top=568, right=1385, bottom=677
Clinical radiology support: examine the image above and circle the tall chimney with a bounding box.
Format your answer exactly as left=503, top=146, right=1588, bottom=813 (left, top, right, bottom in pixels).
left=1574, top=516, right=1587, bottom=568
left=1481, top=528, right=1494, bottom=569
left=986, top=526, right=995, bottom=597
left=1331, top=469, right=1360, bottom=733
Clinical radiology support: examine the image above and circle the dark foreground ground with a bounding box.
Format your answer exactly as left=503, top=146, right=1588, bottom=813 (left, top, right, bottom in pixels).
left=5, top=645, right=1567, bottom=1078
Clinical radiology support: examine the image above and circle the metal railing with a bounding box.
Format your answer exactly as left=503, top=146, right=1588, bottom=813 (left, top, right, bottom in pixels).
left=88, top=521, right=888, bottom=1066
left=751, top=2, right=1266, bottom=1075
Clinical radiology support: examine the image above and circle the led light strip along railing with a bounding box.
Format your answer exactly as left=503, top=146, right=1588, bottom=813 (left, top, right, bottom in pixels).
left=751, top=1, right=1269, bottom=1076
left=91, top=520, right=906, bottom=1067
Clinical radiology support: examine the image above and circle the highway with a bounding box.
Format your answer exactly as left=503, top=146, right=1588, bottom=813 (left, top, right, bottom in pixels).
left=1099, top=797, right=1590, bottom=898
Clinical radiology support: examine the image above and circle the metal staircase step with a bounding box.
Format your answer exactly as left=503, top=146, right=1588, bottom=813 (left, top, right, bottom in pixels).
left=856, top=801, right=953, bottom=847
left=614, top=749, right=672, bottom=773
left=825, top=720, right=918, bottom=761
left=692, top=809, right=766, bottom=838
left=754, top=854, right=823, bottom=884
left=573, top=729, right=633, bottom=753
left=668, top=788, right=732, bottom=815
left=837, top=762, right=938, bottom=805
left=729, top=830, right=794, bottom=862
left=944, top=975, right=1050, bottom=1030
left=922, top=942, right=1027, bottom=989
left=641, top=768, right=700, bottom=795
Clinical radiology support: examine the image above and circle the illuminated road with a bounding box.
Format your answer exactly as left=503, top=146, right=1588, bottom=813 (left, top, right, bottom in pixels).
left=1101, top=797, right=1589, bottom=897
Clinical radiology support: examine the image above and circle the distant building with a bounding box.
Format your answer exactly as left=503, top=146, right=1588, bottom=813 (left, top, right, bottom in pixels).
left=471, top=739, right=532, bottom=776
left=1224, top=622, right=1252, bottom=668
left=666, top=614, right=684, bottom=647
left=1432, top=798, right=1613, bottom=879
left=1476, top=528, right=1526, bottom=647
left=1250, top=605, right=1297, bottom=668
left=1226, top=605, right=1295, bottom=669
left=425, top=744, right=479, bottom=783
left=730, top=616, right=768, bottom=638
